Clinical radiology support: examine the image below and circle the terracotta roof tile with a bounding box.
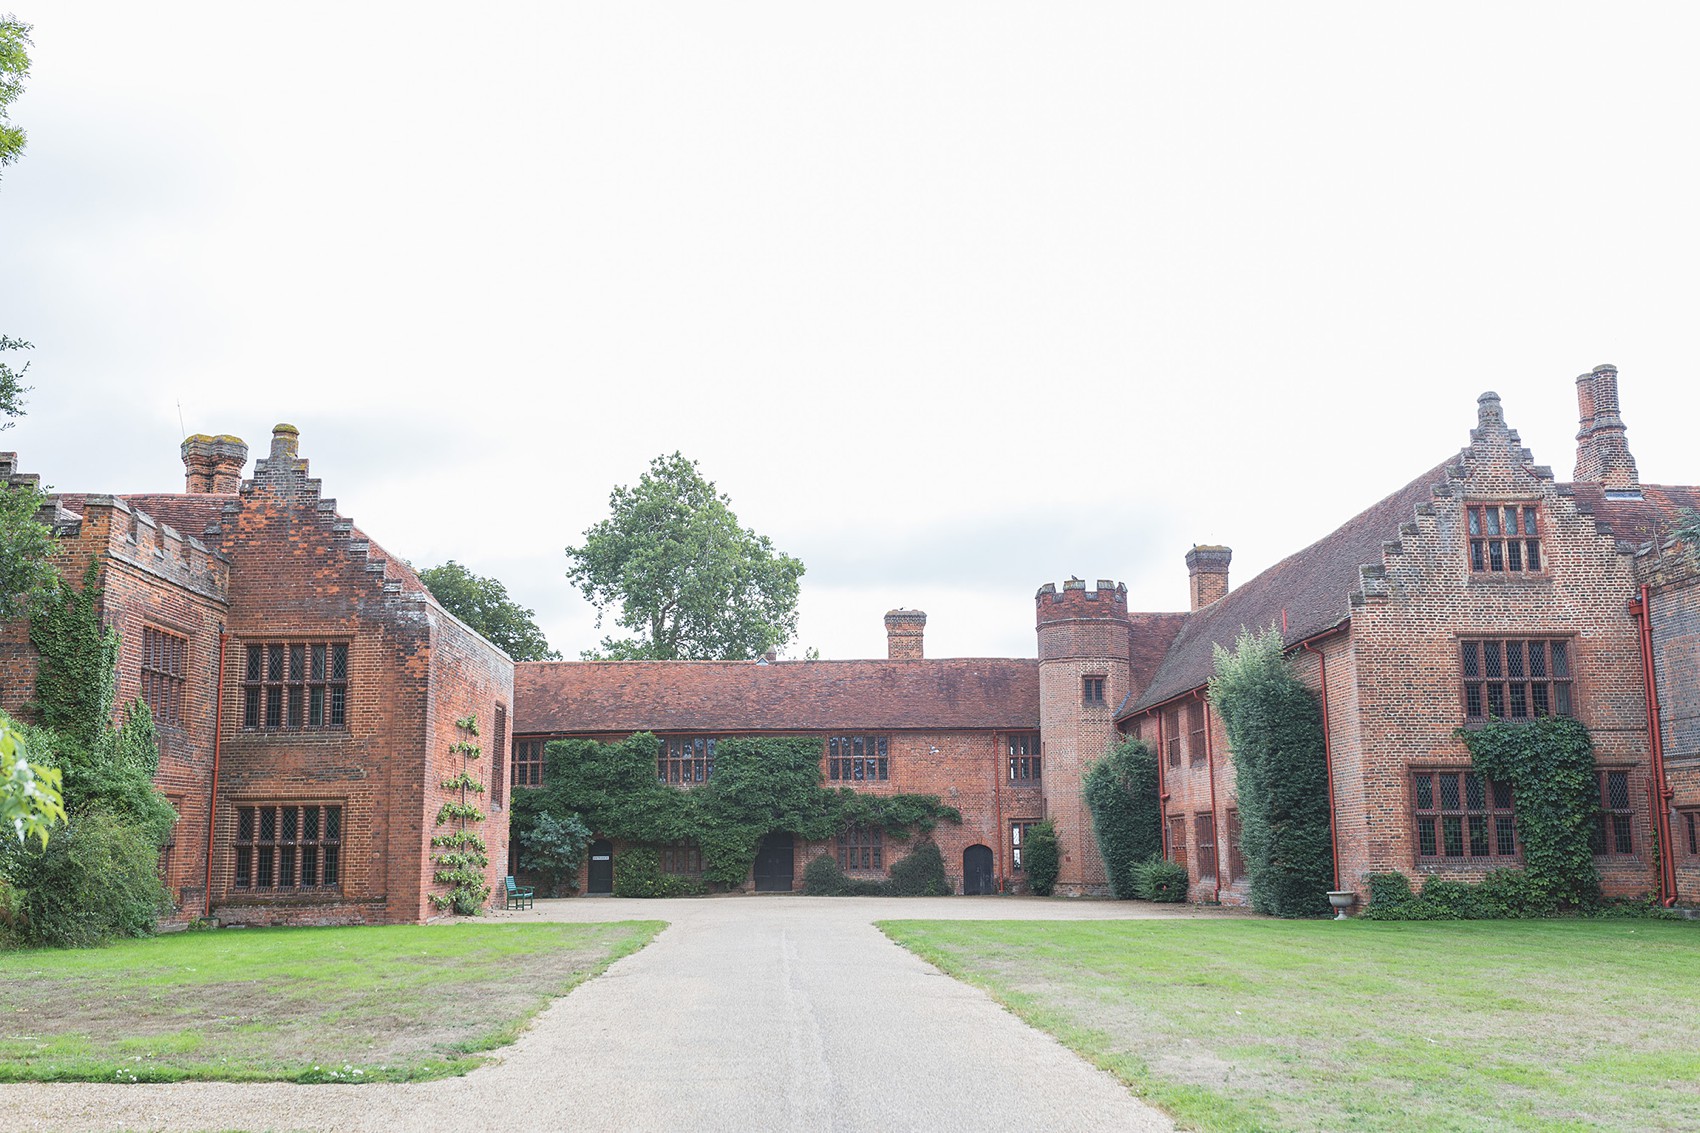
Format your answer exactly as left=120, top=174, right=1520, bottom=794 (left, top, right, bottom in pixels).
left=514, top=658, right=1040, bottom=735
left=1129, top=460, right=1452, bottom=714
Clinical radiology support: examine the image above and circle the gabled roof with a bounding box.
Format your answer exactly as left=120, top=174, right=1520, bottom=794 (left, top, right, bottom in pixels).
left=514, top=657, right=1041, bottom=736
left=1565, top=483, right=1700, bottom=549
left=1128, top=459, right=1453, bottom=714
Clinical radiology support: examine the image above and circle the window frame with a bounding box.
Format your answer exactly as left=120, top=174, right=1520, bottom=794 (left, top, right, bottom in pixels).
left=1412, top=768, right=1519, bottom=861
left=1187, top=701, right=1206, bottom=766
left=511, top=738, right=545, bottom=789
left=1459, top=637, right=1575, bottom=724
left=1465, top=502, right=1544, bottom=576
left=827, top=735, right=889, bottom=782
left=140, top=626, right=188, bottom=729
left=1167, top=815, right=1188, bottom=869
left=241, top=641, right=350, bottom=731
left=1224, top=808, right=1244, bottom=881
left=1164, top=706, right=1182, bottom=768
left=659, top=841, right=703, bottom=875
left=231, top=802, right=344, bottom=892
left=1195, top=812, right=1217, bottom=879
left=1006, top=732, right=1041, bottom=782
left=1590, top=769, right=1635, bottom=857
left=837, top=825, right=883, bottom=872
left=658, top=735, right=716, bottom=784
left=1082, top=675, right=1107, bottom=706
left=1010, top=820, right=1037, bottom=872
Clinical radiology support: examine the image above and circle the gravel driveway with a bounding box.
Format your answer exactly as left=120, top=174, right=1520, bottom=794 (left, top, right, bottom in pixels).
left=6, top=895, right=1206, bottom=1132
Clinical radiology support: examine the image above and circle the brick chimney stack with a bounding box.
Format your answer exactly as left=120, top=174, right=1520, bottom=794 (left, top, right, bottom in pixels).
left=884, top=609, right=926, bottom=660
left=1186, top=545, right=1232, bottom=610
left=180, top=434, right=249, bottom=493
left=1573, top=364, right=1639, bottom=490
left=270, top=422, right=301, bottom=460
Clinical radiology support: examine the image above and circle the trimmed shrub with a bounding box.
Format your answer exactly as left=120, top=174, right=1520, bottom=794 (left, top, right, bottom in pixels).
left=887, top=840, right=950, bottom=896
left=1024, top=820, right=1060, bottom=896
left=1131, top=856, right=1189, bottom=902
left=802, top=852, right=850, bottom=895
left=1362, top=868, right=1558, bottom=921
left=1084, top=740, right=1163, bottom=899
left=610, top=844, right=708, bottom=897
left=1208, top=627, right=1333, bottom=918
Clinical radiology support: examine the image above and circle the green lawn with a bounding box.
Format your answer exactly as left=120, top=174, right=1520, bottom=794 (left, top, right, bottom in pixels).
left=880, top=918, right=1700, bottom=1133
left=0, top=920, right=662, bottom=1083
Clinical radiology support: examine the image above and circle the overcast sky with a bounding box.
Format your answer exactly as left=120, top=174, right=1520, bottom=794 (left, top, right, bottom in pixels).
left=3, top=4, right=1697, bottom=661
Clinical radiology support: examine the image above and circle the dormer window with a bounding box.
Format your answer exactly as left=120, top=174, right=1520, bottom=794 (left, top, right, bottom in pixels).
left=1467, top=504, right=1542, bottom=573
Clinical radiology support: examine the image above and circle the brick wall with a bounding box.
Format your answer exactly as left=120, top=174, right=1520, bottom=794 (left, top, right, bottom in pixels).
left=1639, top=545, right=1700, bottom=904
left=1036, top=579, right=1132, bottom=895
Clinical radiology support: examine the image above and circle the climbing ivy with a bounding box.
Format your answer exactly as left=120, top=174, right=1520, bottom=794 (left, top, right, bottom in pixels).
left=1084, top=739, right=1163, bottom=899
left=1458, top=715, right=1601, bottom=911
left=429, top=713, right=490, bottom=914
left=1208, top=626, right=1333, bottom=918
left=27, top=561, right=118, bottom=750
left=513, top=733, right=960, bottom=890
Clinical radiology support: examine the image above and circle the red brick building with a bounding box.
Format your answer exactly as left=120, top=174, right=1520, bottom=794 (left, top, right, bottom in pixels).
left=5, top=367, right=1693, bottom=914
left=513, top=368, right=1695, bottom=906
left=1124, top=368, right=1696, bottom=908
left=1, top=426, right=513, bottom=927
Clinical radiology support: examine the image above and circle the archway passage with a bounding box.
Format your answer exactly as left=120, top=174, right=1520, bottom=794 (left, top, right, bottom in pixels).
left=962, top=844, right=995, bottom=895
left=588, top=839, right=614, bottom=894
left=752, top=833, right=795, bottom=892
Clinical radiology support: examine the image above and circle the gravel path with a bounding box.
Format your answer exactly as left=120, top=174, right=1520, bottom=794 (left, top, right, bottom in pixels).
left=6, top=895, right=1210, bottom=1132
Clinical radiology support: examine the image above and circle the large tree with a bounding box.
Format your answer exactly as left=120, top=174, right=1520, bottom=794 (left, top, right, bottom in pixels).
left=1, top=16, right=32, bottom=425
left=418, top=561, right=561, bottom=661
left=566, top=453, right=804, bottom=661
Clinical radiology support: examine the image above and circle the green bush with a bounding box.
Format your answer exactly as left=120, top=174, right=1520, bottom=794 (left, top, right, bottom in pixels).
left=0, top=807, right=172, bottom=948
left=1363, top=868, right=1558, bottom=921
left=1024, top=820, right=1060, bottom=896
left=1084, top=740, right=1163, bottom=899
left=1208, top=627, right=1333, bottom=918
left=515, top=809, right=592, bottom=897
left=610, top=844, right=708, bottom=897
left=887, top=840, right=950, bottom=896
left=1130, top=855, right=1189, bottom=902
left=802, top=852, right=850, bottom=895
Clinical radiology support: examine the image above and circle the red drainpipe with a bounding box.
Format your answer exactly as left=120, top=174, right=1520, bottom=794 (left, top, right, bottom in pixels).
left=1631, top=586, right=1678, bottom=907
left=993, top=732, right=1006, bottom=892
left=1301, top=639, right=1342, bottom=893
left=1154, top=709, right=1169, bottom=858
left=203, top=625, right=227, bottom=920
left=1195, top=688, right=1222, bottom=903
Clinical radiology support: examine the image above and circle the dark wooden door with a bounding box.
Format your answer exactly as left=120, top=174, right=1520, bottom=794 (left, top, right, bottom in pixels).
left=963, top=844, right=994, bottom=894
left=588, top=839, right=614, bottom=894
left=752, top=833, right=795, bottom=892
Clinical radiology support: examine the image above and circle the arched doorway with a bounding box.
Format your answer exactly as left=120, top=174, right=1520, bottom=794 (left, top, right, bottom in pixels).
left=962, top=844, right=994, bottom=895
left=753, top=833, right=795, bottom=892
left=587, top=839, right=614, bottom=894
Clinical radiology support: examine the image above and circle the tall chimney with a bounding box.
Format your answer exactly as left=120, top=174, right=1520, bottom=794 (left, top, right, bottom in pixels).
left=1186, top=545, right=1232, bottom=610
left=1572, top=364, right=1639, bottom=490
left=180, top=434, right=249, bottom=493
left=884, top=609, right=926, bottom=660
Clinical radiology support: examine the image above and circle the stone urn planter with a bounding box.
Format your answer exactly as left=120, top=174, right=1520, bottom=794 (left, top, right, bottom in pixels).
left=1326, top=890, right=1358, bottom=920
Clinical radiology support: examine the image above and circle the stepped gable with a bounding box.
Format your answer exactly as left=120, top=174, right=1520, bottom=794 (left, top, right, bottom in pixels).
left=515, top=657, right=1041, bottom=736
left=1128, top=458, right=1453, bottom=714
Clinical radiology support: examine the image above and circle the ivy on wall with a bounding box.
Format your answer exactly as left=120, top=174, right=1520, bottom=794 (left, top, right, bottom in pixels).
left=27, top=561, right=118, bottom=749
left=1458, top=715, right=1601, bottom=911
left=1084, top=739, right=1163, bottom=899
left=1208, top=626, right=1333, bottom=918
left=512, top=733, right=960, bottom=889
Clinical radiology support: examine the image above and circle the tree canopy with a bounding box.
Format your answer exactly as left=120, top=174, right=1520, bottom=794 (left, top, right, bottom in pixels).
left=565, top=453, right=805, bottom=661
left=0, top=14, right=29, bottom=172
left=418, top=561, right=561, bottom=661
